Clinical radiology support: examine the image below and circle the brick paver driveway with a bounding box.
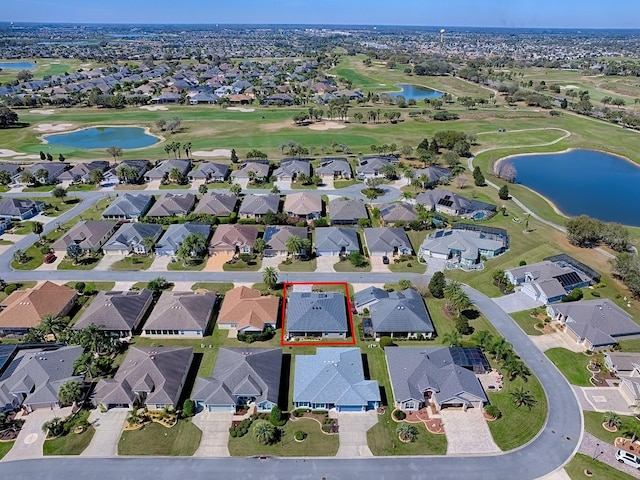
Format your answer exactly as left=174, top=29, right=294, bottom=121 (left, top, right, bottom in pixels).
left=439, top=408, right=500, bottom=455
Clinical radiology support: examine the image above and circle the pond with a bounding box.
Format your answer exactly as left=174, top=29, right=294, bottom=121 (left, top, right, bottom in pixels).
left=0, top=62, right=36, bottom=70
left=43, top=126, right=160, bottom=150
left=507, top=149, right=640, bottom=226
left=387, top=84, right=443, bottom=100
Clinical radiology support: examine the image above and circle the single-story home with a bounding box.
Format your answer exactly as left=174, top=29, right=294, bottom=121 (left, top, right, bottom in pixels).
left=284, top=191, right=322, bottom=221
left=385, top=346, right=489, bottom=412
left=379, top=203, right=418, bottom=225
left=0, top=198, right=45, bottom=221
left=102, top=193, right=153, bottom=221
left=141, top=291, right=217, bottom=338
left=187, top=162, right=229, bottom=183
left=315, top=158, right=352, bottom=179
left=93, top=347, right=193, bottom=410
left=263, top=225, right=308, bottom=256
left=415, top=189, right=496, bottom=218
left=58, top=161, right=109, bottom=183
left=363, top=227, right=412, bottom=257
left=72, top=289, right=154, bottom=338
left=155, top=223, right=211, bottom=256
left=315, top=227, right=359, bottom=257
left=412, top=165, right=452, bottom=187
left=146, top=193, right=196, bottom=218
left=52, top=220, right=118, bottom=255
left=293, top=348, right=380, bottom=412
left=419, top=228, right=508, bottom=267
left=328, top=198, right=367, bottom=225
left=238, top=194, right=280, bottom=220
left=273, top=158, right=311, bottom=181
left=192, top=347, right=282, bottom=413
left=102, top=222, right=163, bottom=255
left=145, top=159, right=191, bottom=182
left=286, top=291, right=348, bottom=339
left=208, top=224, right=259, bottom=255
left=230, top=161, right=270, bottom=182
left=217, top=286, right=279, bottom=334
left=193, top=192, right=237, bottom=218
left=356, top=155, right=397, bottom=179
left=20, top=162, right=69, bottom=185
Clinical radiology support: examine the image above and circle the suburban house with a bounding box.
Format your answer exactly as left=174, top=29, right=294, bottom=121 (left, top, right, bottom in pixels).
left=363, top=227, right=412, bottom=256
left=230, top=161, right=270, bottom=183
left=0, top=163, right=20, bottom=179
left=72, top=289, right=154, bottom=338
left=93, top=347, right=193, bottom=410
left=208, top=224, right=259, bottom=255
left=145, top=193, right=196, bottom=218
left=419, top=226, right=509, bottom=267
left=141, top=291, right=217, bottom=338
left=356, top=155, right=397, bottom=180
left=102, top=223, right=163, bottom=255
left=155, top=223, right=211, bottom=256
left=58, top=161, right=109, bottom=183
left=314, top=227, right=360, bottom=256
left=328, top=198, right=367, bottom=225
left=286, top=291, right=349, bottom=338
left=385, top=346, right=489, bottom=412
left=0, top=281, right=77, bottom=335
left=547, top=299, right=640, bottom=351
left=21, top=162, right=69, bottom=185
left=144, top=159, right=191, bottom=182
left=315, top=157, right=352, bottom=180
left=110, top=159, right=150, bottom=184
left=52, top=220, right=118, bottom=255
left=293, top=348, right=380, bottom=412
left=187, top=162, right=229, bottom=183
left=102, top=193, right=153, bottom=221
left=193, top=348, right=282, bottom=413
left=604, top=353, right=640, bottom=403
left=0, top=346, right=84, bottom=413
left=0, top=198, right=45, bottom=221
left=238, top=194, right=280, bottom=220
left=263, top=225, right=308, bottom=256
left=412, top=165, right=452, bottom=187
left=379, top=203, right=418, bottom=225
left=354, top=287, right=435, bottom=339
left=284, top=192, right=322, bottom=221
left=273, top=158, right=311, bottom=182
left=189, top=92, right=219, bottom=105
left=506, top=258, right=595, bottom=304
left=415, top=189, right=496, bottom=218
left=193, top=192, right=237, bottom=218
left=217, top=286, right=279, bottom=334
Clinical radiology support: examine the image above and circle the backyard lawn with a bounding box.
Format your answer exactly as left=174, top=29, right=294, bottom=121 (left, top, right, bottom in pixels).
left=118, top=420, right=202, bottom=456
left=228, top=418, right=338, bottom=457
left=545, top=348, right=596, bottom=386
left=43, top=426, right=95, bottom=455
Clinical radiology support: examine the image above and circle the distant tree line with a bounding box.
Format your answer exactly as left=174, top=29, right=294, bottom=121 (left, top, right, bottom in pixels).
left=611, top=253, right=640, bottom=298
left=566, top=214, right=631, bottom=252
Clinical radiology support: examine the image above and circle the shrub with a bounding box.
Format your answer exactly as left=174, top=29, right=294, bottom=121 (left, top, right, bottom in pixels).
left=294, top=430, right=307, bottom=441
left=484, top=405, right=502, bottom=419
left=4, top=284, right=17, bottom=295
left=379, top=336, right=395, bottom=348
left=74, top=282, right=86, bottom=293
left=518, top=260, right=527, bottom=266
left=182, top=399, right=195, bottom=418
left=269, top=405, right=287, bottom=427
left=393, top=410, right=406, bottom=421
left=428, top=271, right=446, bottom=298
left=229, top=428, right=238, bottom=437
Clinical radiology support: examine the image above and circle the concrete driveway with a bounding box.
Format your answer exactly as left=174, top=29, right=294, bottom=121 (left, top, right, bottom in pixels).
left=421, top=256, right=446, bottom=273
left=35, top=253, right=64, bottom=271
left=492, top=290, right=544, bottom=313
left=369, top=256, right=390, bottom=273
left=94, top=253, right=125, bottom=271
left=439, top=408, right=501, bottom=455
left=318, top=177, right=335, bottom=190
left=191, top=411, right=232, bottom=457
left=3, top=406, right=72, bottom=461
left=573, top=386, right=633, bottom=415
left=82, top=408, right=128, bottom=457
left=204, top=252, right=234, bottom=272
left=335, top=411, right=378, bottom=457
left=149, top=255, right=172, bottom=272
left=274, top=180, right=291, bottom=191
left=260, top=255, right=282, bottom=271
left=530, top=332, right=583, bottom=353
left=316, top=255, right=339, bottom=273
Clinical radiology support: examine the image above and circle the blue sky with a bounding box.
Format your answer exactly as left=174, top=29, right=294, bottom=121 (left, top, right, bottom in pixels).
left=4, top=0, right=640, bottom=28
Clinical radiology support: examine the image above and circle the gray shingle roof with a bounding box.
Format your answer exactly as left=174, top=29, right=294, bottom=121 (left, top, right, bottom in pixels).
left=419, top=229, right=505, bottom=262
left=314, top=227, right=359, bottom=253
left=145, top=160, right=191, bottom=179
left=0, top=199, right=42, bottom=218
left=362, top=288, right=434, bottom=335
left=273, top=159, right=311, bottom=179
left=328, top=198, right=367, bottom=223
left=315, top=158, right=352, bottom=178
left=239, top=194, right=280, bottom=215
left=230, top=162, right=270, bottom=179
left=102, top=193, right=152, bottom=218
left=156, top=223, right=211, bottom=254
left=379, top=203, right=418, bottom=223
left=144, top=291, right=217, bottom=332
left=193, top=193, right=237, bottom=216
left=363, top=227, right=412, bottom=255
left=263, top=225, right=307, bottom=253
left=415, top=189, right=496, bottom=215
left=286, top=291, right=348, bottom=334
left=293, top=348, right=379, bottom=406
left=192, top=348, right=282, bottom=406
left=385, top=346, right=487, bottom=406
left=188, top=162, right=228, bottom=180
left=103, top=223, right=163, bottom=251
left=51, top=220, right=117, bottom=252
left=72, top=289, right=154, bottom=333
left=146, top=193, right=196, bottom=217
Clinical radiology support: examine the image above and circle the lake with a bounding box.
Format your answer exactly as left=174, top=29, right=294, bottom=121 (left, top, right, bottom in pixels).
left=0, top=62, right=36, bottom=70
left=387, top=84, right=443, bottom=100
left=508, top=149, right=640, bottom=226
left=44, top=126, right=159, bottom=150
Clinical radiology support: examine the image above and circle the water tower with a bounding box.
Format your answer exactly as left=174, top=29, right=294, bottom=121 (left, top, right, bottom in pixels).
left=440, top=29, right=446, bottom=44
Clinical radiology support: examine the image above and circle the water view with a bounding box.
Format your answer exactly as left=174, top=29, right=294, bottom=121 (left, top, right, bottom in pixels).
left=44, top=126, right=159, bottom=150
left=509, top=149, right=640, bottom=226
left=0, top=62, right=36, bottom=70
left=387, top=84, right=443, bottom=100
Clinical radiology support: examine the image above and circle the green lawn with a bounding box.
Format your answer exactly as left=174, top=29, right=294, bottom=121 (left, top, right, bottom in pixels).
left=0, top=441, right=14, bottom=460
left=118, top=420, right=202, bottom=456
left=388, top=257, right=427, bottom=274
left=64, top=281, right=115, bottom=292
left=583, top=411, right=640, bottom=444
left=111, top=256, right=154, bottom=271
left=23, top=185, right=55, bottom=192
left=43, top=426, right=95, bottom=455
left=57, top=256, right=101, bottom=270
left=366, top=410, right=447, bottom=456
left=333, top=259, right=371, bottom=272
left=278, top=258, right=317, bottom=272
left=228, top=418, right=339, bottom=457
left=545, top=348, right=594, bottom=386
left=67, top=184, right=97, bottom=192
left=334, top=179, right=360, bottom=189
left=485, top=374, right=548, bottom=451
left=159, top=184, right=192, bottom=189
left=510, top=309, right=544, bottom=336
left=222, top=257, right=261, bottom=271
left=565, top=453, right=637, bottom=480
left=167, top=259, right=206, bottom=271
left=191, top=282, right=235, bottom=294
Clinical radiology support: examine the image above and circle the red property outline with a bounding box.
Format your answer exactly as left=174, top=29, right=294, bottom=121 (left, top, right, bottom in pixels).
left=280, top=282, right=356, bottom=347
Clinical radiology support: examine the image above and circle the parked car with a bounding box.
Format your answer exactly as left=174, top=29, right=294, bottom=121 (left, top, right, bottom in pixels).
left=44, top=253, right=56, bottom=264
left=616, top=449, right=640, bottom=469
left=382, top=255, right=389, bottom=265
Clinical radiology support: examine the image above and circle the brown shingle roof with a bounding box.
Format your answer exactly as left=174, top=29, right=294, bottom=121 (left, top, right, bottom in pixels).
left=218, top=286, right=279, bottom=332
left=0, top=282, right=77, bottom=329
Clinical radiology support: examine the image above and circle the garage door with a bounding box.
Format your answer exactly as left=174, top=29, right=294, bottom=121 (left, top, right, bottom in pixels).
left=207, top=405, right=234, bottom=413
left=339, top=405, right=364, bottom=412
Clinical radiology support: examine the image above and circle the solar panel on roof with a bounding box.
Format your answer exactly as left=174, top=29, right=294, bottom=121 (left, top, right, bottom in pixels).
left=554, top=271, right=583, bottom=288
left=438, top=199, right=454, bottom=207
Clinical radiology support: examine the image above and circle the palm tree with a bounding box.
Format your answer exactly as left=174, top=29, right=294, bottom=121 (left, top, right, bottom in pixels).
left=58, top=380, right=83, bottom=407
left=443, top=280, right=472, bottom=318
left=401, top=191, right=414, bottom=202
left=89, top=168, right=104, bottom=186
left=441, top=331, right=462, bottom=347
left=253, top=420, right=277, bottom=445
left=142, top=236, right=156, bottom=255
left=603, top=411, right=622, bottom=430
left=106, top=146, right=123, bottom=163
left=176, top=232, right=207, bottom=266
left=253, top=238, right=266, bottom=255
left=230, top=183, right=242, bottom=196
left=39, top=314, right=67, bottom=341
left=286, top=235, right=304, bottom=260
left=396, top=423, right=418, bottom=442
left=20, top=170, right=36, bottom=186
left=262, top=266, right=279, bottom=290
left=12, top=249, right=27, bottom=264
left=183, top=142, right=192, bottom=158
left=73, top=352, right=100, bottom=383
left=168, top=167, right=183, bottom=184
left=510, top=387, right=537, bottom=409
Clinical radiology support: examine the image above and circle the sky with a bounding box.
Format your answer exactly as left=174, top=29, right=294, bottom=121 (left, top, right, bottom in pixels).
left=3, top=0, right=640, bottom=29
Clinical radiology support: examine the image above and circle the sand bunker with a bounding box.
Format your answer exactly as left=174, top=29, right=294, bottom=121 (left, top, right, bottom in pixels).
left=29, top=109, right=56, bottom=115
left=11, top=155, right=40, bottom=160
left=33, top=123, right=74, bottom=133
left=192, top=149, right=232, bottom=158
left=0, top=149, right=26, bottom=158
left=560, top=85, right=580, bottom=90
left=226, top=107, right=255, bottom=113
left=308, top=121, right=347, bottom=131
left=139, top=105, right=169, bottom=111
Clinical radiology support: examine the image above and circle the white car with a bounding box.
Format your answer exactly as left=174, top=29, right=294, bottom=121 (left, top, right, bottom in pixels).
left=616, top=449, right=640, bottom=469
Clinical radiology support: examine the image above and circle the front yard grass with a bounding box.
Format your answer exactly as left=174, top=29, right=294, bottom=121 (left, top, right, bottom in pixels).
left=111, top=255, right=154, bottom=271
left=333, top=258, right=371, bottom=272
left=583, top=411, right=639, bottom=444
left=57, top=256, right=102, bottom=270
left=228, top=417, right=338, bottom=457
left=334, top=179, right=360, bottom=189
left=565, top=453, right=636, bottom=480
left=0, top=441, right=14, bottom=460
left=544, top=348, right=597, bottom=386
left=167, top=259, right=206, bottom=271
left=367, top=410, right=447, bottom=455
left=191, top=282, right=235, bottom=294
left=278, top=258, right=317, bottom=272
left=43, top=426, right=95, bottom=455
left=510, top=309, right=544, bottom=336
left=485, top=374, right=547, bottom=451
left=118, top=419, right=202, bottom=456
left=388, top=257, right=427, bottom=274
left=222, top=256, right=261, bottom=271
